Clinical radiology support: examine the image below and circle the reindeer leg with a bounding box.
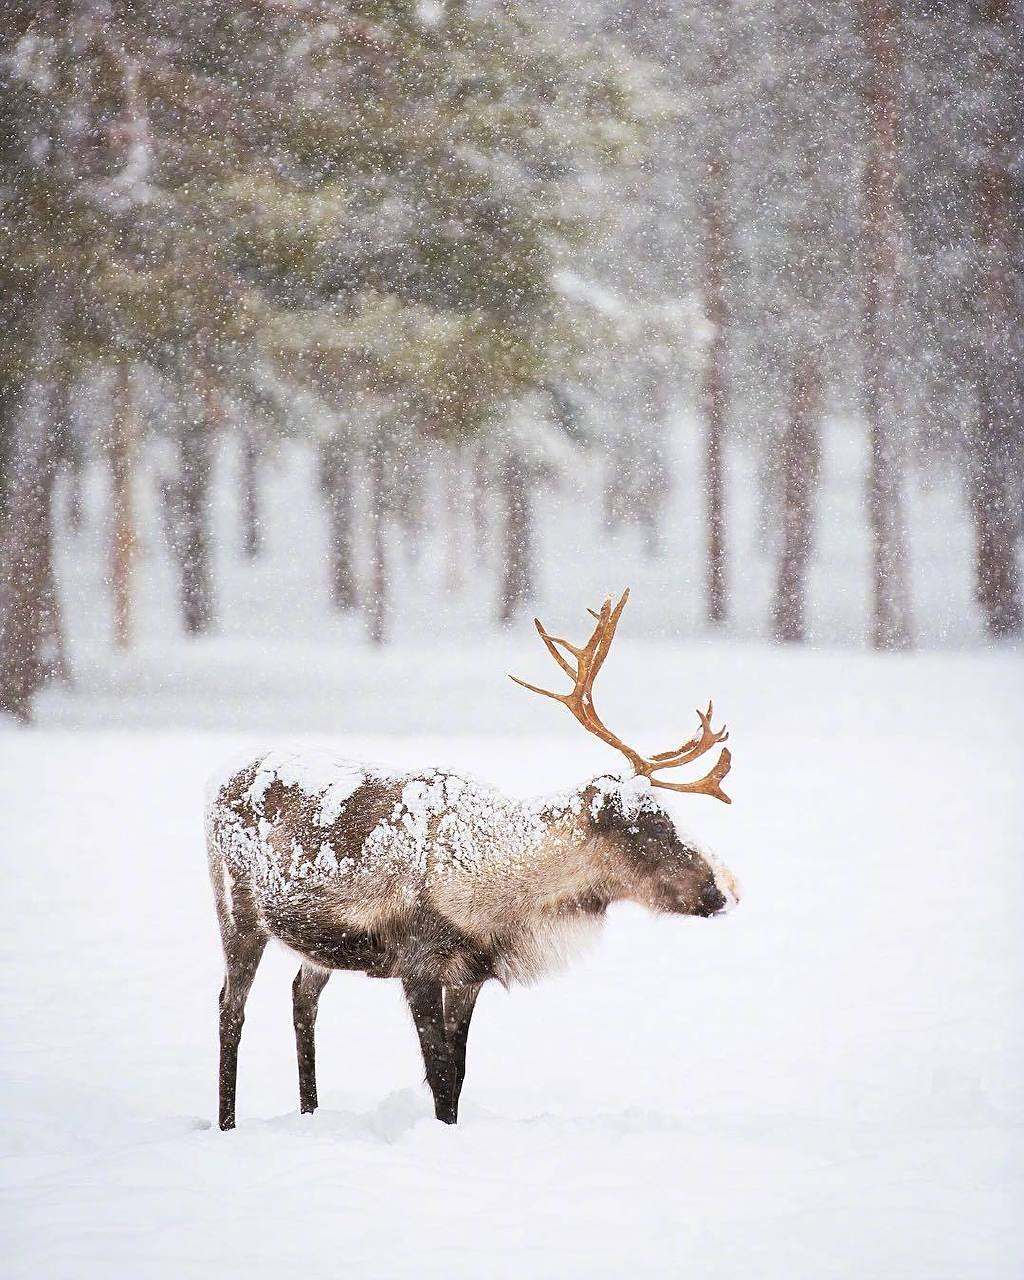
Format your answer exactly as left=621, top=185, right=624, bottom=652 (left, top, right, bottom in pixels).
left=293, top=963, right=331, bottom=1115
left=444, top=983, right=482, bottom=1122
left=218, top=929, right=266, bottom=1131
left=402, top=978, right=459, bottom=1124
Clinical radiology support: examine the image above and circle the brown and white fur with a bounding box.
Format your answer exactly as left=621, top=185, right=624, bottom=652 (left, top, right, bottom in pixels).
left=206, top=747, right=739, bottom=1129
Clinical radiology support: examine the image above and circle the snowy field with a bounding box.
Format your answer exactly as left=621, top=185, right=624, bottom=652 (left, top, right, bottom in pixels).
left=2, top=644, right=1022, bottom=1279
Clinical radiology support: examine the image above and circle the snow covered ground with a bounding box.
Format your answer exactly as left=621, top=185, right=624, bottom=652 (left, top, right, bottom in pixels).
left=3, top=644, right=1022, bottom=1278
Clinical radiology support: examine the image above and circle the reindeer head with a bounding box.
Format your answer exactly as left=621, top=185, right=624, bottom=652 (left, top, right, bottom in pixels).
left=585, top=775, right=739, bottom=916
left=511, top=588, right=739, bottom=919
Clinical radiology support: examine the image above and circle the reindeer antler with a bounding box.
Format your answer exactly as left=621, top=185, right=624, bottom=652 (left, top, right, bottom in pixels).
left=509, top=588, right=733, bottom=803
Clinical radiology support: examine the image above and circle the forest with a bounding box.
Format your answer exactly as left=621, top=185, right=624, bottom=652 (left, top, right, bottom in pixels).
left=3, top=7, right=1023, bottom=1276
left=1, top=0, right=1021, bottom=723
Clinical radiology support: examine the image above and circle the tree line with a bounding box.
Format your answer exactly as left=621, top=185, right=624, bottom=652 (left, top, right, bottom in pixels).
left=1, top=0, right=1020, bottom=722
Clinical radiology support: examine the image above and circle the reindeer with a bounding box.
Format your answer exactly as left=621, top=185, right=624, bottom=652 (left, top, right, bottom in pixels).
left=206, top=589, right=739, bottom=1129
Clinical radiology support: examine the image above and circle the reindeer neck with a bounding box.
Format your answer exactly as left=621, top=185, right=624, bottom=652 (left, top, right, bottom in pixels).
left=511, top=783, right=626, bottom=915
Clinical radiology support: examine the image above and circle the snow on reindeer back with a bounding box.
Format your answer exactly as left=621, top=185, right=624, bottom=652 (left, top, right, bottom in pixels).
left=219, top=747, right=589, bottom=886
left=210, top=747, right=382, bottom=896
left=364, top=770, right=559, bottom=878
left=244, top=747, right=368, bottom=828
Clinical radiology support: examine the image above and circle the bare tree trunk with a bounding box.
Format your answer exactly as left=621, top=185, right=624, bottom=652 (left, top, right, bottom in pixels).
left=443, top=446, right=466, bottom=594
left=499, top=450, right=531, bottom=625
left=967, top=442, right=1022, bottom=636
left=394, top=444, right=426, bottom=565
left=177, top=382, right=216, bottom=635
left=38, top=545, right=70, bottom=687
left=318, top=438, right=358, bottom=610
left=64, top=448, right=84, bottom=533
left=0, top=367, right=57, bottom=721
left=603, top=438, right=628, bottom=532
left=773, top=350, right=821, bottom=643
left=37, top=368, right=71, bottom=685
left=365, top=435, right=388, bottom=646
left=0, top=377, right=17, bottom=528
left=638, top=451, right=667, bottom=559
left=110, top=358, right=135, bottom=651
left=967, top=0, right=1022, bottom=637
left=50, top=371, right=84, bottom=535
left=861, top=0, right=912, bottom=649
left=698, top=22, right=733, bottom=626
left=471, top=443, right=489, bottom=566
left=240, top=424, right=262, bottom=559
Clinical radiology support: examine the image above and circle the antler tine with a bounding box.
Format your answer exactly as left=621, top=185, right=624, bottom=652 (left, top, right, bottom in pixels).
left=651, top=746, right=732, bottom=804
left=571, top=596, right=610, bottom=667
left=533, top=619, right=577, bottom=679
left=535, top=624, right=585, bottom=660
left=584, top=589, right=629, bottom=687
left=648, top=701, right=729, bottom=770
left=507, top=674, right=570, bottom=704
